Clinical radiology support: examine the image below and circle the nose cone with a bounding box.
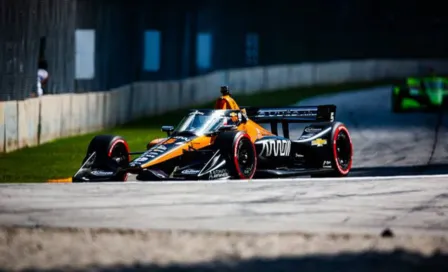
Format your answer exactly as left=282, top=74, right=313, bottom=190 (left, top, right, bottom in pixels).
left=130, top=135, right=194, bottom=168
left=130, top=144, right=172, bottom=167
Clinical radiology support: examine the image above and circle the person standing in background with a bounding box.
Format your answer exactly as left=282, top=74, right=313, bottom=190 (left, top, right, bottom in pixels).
left=214, top=86, right=240, bottom=110
left=32, top=37, right=49, bottom=98
left=34, top=59, right=49, bottom=97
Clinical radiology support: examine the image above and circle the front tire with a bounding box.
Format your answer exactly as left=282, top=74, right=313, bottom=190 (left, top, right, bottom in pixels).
left=392, top=93, right=403, bottom=113
left=76, top=135, right=130, bottom=182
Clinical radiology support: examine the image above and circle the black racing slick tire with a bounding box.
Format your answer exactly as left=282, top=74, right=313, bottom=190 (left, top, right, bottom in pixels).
left=214, top=131, right=257, bottom=179
left=79, top=135, right=130, bottom=181
left=392, top=92, right=402, bottom=113
left=312, top=123, right=353, bottom=178
left=331, top=123, right=353, bottom=176
left=392, top=89, right=404, bottom=113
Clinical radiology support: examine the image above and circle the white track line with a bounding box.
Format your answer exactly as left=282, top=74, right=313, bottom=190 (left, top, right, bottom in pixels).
left=1, top=174, right=446, bottom=187
left=37, top=173, right=448, bottom=186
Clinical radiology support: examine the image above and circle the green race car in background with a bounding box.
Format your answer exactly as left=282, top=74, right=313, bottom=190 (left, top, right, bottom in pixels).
left=391, top=75, right=448, bottom=112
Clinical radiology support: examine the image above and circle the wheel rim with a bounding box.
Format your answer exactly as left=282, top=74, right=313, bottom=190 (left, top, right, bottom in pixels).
left=110, top=143, right=129, bottom=168
left=236, top=138, right=256, bottom=178
left=335, top=130, right=351, bottom=170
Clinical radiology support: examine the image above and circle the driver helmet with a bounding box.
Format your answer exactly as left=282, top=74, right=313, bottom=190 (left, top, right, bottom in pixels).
left=220, top=85, right=231, bottom=96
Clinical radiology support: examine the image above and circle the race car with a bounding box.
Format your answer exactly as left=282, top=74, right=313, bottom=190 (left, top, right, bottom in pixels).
left=391, top=75, right=448, bottom=112
left=72, top=104, right=353, bottom=182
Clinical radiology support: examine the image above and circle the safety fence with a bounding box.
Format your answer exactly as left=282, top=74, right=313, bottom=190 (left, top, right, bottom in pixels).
left=1, top=59, right=448, bottom=153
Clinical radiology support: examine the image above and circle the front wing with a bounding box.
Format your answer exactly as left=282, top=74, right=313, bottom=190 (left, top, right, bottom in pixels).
left=73, top=147, right=336, bottom=182
left=136, top=148, right=233, bottom=181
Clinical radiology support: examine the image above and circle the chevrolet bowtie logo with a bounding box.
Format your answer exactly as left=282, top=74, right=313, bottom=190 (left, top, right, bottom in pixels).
left=311, top=138, right=327, bottom=147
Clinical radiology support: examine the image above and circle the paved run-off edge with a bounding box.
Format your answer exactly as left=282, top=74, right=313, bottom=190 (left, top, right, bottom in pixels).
left=0, top=224, right=448, bottom=271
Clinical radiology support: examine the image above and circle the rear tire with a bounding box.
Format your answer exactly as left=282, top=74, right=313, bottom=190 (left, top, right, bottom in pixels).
left=392, top=90, right=403, bottom=113
left=214, top=131, right=257, bottom=179
left=311, top=123, right=353, bottom=177
left=331, top=124, right=353, bottom=177
left=78, top=135, right=130, bottom=181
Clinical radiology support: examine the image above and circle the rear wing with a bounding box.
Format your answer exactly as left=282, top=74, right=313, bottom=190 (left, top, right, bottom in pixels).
left=244, top=105, right=336, bottom=123
left=243, top=105, right=336, bottom=138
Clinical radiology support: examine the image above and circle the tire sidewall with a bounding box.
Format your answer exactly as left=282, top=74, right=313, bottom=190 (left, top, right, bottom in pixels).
left=232, top=132, right=257, bottom=179
left=84, top=135, right=130, bottom=181
left=331, top=123, right=353, bottom=176
left=214, top=131, right=257, bottom=179
left=108, top=138, right=131, bottom=181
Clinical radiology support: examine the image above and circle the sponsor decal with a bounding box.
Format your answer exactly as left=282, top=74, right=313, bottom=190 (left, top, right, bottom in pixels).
left=134, top=156, right=150, bottom=162
left=173, top=136, right=190, bottom=142
left=304, top=127, right=322, bottom=133
left=323, top=160, right=332, bottom=168
left=181, top=169, right=200, bottom=175
left=260, top=139, right=291, bottom=157
left=299, top=134, right=312, bottom=140
left=152, top=171, right=166, bottom=178
left=133, top=144, right=171, bottom=164
left=311, top=138, right=327, bottom=147
left=209, top=169, right=228, bottom=179
left=256, top=109, right=316, bottom=118
left=91, top=170, right=114, bottom=176
left=152, top=145, right=167, bottom=152
left=330, top=112, right=335, bottom=121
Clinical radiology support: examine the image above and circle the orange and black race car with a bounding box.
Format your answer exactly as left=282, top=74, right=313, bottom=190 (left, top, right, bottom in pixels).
left=72, top=95, right=353, bottom=182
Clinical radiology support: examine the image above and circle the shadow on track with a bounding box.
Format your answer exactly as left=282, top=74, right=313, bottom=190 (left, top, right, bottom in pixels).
left=349, top=163, right=448, bottom=177
left=17, top=250, right=448, bottom=272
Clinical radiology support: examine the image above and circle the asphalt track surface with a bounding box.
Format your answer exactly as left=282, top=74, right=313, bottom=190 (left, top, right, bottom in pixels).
left=1, top=86, right=448, bottom=271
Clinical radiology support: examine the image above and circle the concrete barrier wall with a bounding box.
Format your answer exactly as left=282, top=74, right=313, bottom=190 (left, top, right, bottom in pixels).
left=0, top=102, right=4, bottom=153
left=1, top=59, right=448, bottom=153
left=4, top=101, right=18, bottom=152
